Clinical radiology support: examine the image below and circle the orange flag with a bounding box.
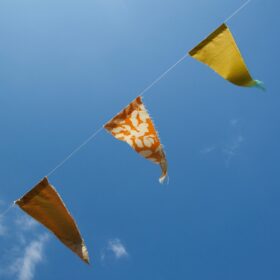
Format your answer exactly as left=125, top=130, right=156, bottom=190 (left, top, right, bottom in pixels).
left=104, top=96, right=168, bottom=183
left=15, top=177, right=89, bottom=264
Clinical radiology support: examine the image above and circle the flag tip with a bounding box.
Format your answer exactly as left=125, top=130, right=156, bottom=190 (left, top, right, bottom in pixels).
left=159, top=174, right=168, bottom=184
left=253, top=80, right=266, bottom=91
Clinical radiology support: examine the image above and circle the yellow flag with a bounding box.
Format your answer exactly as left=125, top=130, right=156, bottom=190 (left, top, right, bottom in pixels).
left=16, top=177, right=90, bottom=264
left=189, top=23, right=263, bottom=89
left=104, top=96, right=168, bottom=183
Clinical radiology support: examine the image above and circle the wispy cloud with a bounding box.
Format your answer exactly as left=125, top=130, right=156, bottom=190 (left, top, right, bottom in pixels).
left=0, top=201, right=8, bottom=236
left=12, top=234, right=49, bottom=280
left=200, top=146, right=216, bottom=154
left=200, top=119, right=244, bottom=167
left=15, top=215, right=37, bottom=232
left=0, top=217, right=7, bottom=236
left=223, top=135, right=244, bottom=167
left=230, top=118, right=240, bottom=127
left=101, top=238, right=128, bottom=261
left=0, top=210, right=49, bottom=280
left=108, top=239, right=128, bottom=259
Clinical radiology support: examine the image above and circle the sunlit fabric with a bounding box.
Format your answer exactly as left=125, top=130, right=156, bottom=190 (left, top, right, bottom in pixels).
left=189, top=23, right=263, bottom=88
left=104, top=96, right=168, bottom=183
left=15, top=177, right=90, bottom=264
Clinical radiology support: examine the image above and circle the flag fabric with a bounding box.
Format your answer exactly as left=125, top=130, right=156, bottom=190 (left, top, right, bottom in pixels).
left=189, top=23, right=263, bottom=89
left=15, top=177, right=90, bottom=264
left=104, top=96, right=168, bottom=183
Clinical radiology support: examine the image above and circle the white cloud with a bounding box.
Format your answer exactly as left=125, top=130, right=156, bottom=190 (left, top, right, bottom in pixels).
left=0, top=200, right=8, bottom=236
left=0, top=217, right=7, bottom=236
left=101, top=238, right=128, bottom=261
left=200, top=119, right=244, bottom=166
left=0, top=212, right=49, bottom=280
left=223, top=135, right=244, bottom=167
left=109, top=239, right=128, bottom=258
left=222, top=118, right=244, bottom=166
left=200, top=146, right=216, bottom=154
left=13, top=234, right=49, bottom=280
left=230, top=119, right=240, bottom=127
left=15, top=215, right=37, bottom=232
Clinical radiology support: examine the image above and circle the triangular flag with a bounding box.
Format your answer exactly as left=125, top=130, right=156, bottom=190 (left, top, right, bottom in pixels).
left=189, top=23, right=264, bottom=89
left=15, top=177, right=89, bottom=264
left=104, top=96, right=168, bottom=183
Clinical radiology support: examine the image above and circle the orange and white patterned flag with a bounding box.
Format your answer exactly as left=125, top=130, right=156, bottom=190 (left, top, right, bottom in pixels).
left=104, top=96, right=168, bottom=183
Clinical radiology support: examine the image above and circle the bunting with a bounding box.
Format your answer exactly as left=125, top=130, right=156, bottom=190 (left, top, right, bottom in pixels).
left=104, top=96, right=168, bottom=183
left=15, top=177, right=90, bottom=264
left=0, top=0, right=267, bottom=270
left=189, top=23, right=264, bottom=89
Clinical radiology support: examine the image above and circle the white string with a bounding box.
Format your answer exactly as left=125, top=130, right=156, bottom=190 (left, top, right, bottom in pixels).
left=46, top=54, right=188, bottom=177
left=139, top=54, right=188, bottom=97
left=0, top=202, right=15, bottom=219
left=45, top=0, right=254, bottom=178
left=225, top=0, right=252, bottom=23
left=46, top=126, right=104, bottom=177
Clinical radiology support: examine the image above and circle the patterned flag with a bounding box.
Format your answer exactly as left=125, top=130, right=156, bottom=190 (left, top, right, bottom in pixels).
left=16, top=177, right=90, bottom=264
left=189, top=23, right=264, bottom=89
left=104, top=96, right=168, bottom=183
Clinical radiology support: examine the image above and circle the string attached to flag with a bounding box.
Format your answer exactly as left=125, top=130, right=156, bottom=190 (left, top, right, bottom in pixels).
left=44, top=0, right=257, bottom=180
left=45, top=54, right=188, bottom=179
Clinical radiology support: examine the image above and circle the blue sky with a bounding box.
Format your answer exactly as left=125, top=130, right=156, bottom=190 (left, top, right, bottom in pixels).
left=0, top=0, right=279, bottom=279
